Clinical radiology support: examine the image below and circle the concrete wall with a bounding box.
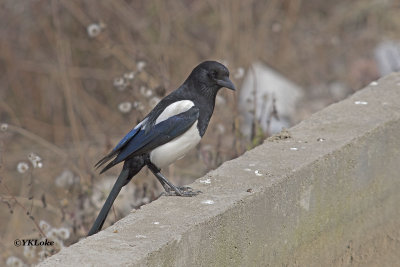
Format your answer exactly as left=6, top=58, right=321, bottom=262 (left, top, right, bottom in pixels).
left=39, top=74, right=400, bottom=266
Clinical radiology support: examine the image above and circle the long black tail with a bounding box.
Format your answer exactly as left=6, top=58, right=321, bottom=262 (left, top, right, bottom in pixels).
left=88, top=156, right=145, bottom=236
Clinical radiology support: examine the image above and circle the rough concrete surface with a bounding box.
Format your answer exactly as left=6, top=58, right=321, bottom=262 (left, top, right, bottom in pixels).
left=39, top=74, right=400, bottom=266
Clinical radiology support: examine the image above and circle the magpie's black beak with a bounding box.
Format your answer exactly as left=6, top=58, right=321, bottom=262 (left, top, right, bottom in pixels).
left=217, top=77, right=236, bottom=90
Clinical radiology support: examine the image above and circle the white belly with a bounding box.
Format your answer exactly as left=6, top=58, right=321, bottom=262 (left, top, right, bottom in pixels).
left=150, top=121, right=201, bottom=168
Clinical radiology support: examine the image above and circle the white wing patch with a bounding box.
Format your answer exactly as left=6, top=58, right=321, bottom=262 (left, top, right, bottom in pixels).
left=155, top=100, right=194, bottom=124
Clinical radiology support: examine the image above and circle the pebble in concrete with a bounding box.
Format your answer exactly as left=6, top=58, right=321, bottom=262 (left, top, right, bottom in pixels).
left=354, top=101, right=368, bottom=105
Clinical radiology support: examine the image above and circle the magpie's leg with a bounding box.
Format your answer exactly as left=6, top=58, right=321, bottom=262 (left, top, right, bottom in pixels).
left=146, top=162, right=201, bottom=197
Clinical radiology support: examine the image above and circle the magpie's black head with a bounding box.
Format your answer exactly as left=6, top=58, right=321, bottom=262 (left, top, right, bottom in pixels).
left=186, top=61, right=236, bottom=94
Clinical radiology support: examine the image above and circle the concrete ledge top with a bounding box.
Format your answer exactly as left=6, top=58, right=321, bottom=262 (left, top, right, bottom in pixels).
left=39, top=73, right=400, bottom=266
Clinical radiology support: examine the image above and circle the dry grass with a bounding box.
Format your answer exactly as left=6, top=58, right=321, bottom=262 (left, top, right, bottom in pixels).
left=0, top=0, right=399, bottom=264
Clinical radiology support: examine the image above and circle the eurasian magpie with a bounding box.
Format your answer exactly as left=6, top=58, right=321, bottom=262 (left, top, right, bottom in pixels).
left=88, top=61, right=235, bottom=236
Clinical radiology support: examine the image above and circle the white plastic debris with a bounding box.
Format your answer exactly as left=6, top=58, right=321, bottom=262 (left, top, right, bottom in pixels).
left=201, top=200, right=215, bottom=205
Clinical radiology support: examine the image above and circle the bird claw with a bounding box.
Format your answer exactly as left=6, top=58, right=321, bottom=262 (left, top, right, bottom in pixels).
left=176, top=186, right=193, bottom=192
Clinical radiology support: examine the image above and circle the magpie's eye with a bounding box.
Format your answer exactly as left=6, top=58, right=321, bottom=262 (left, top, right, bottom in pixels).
left=211, top=71, right=218, bottom=78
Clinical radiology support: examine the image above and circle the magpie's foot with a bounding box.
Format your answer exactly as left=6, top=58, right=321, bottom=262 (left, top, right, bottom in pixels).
left=176, top=186, right=193, bottom=192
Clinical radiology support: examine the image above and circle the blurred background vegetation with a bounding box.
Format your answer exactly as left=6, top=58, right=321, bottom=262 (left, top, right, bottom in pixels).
left=1, top=0, right=399, bottom=265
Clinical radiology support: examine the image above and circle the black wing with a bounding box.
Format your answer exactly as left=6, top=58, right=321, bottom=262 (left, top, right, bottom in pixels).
left=97, top=106, right=199, bottom=173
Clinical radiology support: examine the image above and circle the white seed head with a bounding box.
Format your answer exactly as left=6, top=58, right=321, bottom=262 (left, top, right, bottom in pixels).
left=23, top=245, right=36, bottom=259
left=39, top=220, right=51, bottom=232
left=118, top=102, right=132, bottom=113
left=17, top=162, right=29, bottom=173
left=28, top=152, right=42, bottom=168
left=47, top=229, right=58, bottom=240
left=113, top=77, right=125, bottom=87
left=145, top=89, right=153, bottom=97
left=1, top=123, right=8, bottom=132
left=28, top=152, right=41, bottom=162
left=136, top=61, right=146, bottom=72
left=56, top=227, right=70, bottom=240
left=140, top=86, right=147, bottom=96
left=87, top=23, right=102, bottom=38
left=6, top=256, right=25, bottom=267
left=123, top=72, right=135, bottom=80
left=55, top=169, right=76, bottom=187
left=133, top=101, right=144, bottom=111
